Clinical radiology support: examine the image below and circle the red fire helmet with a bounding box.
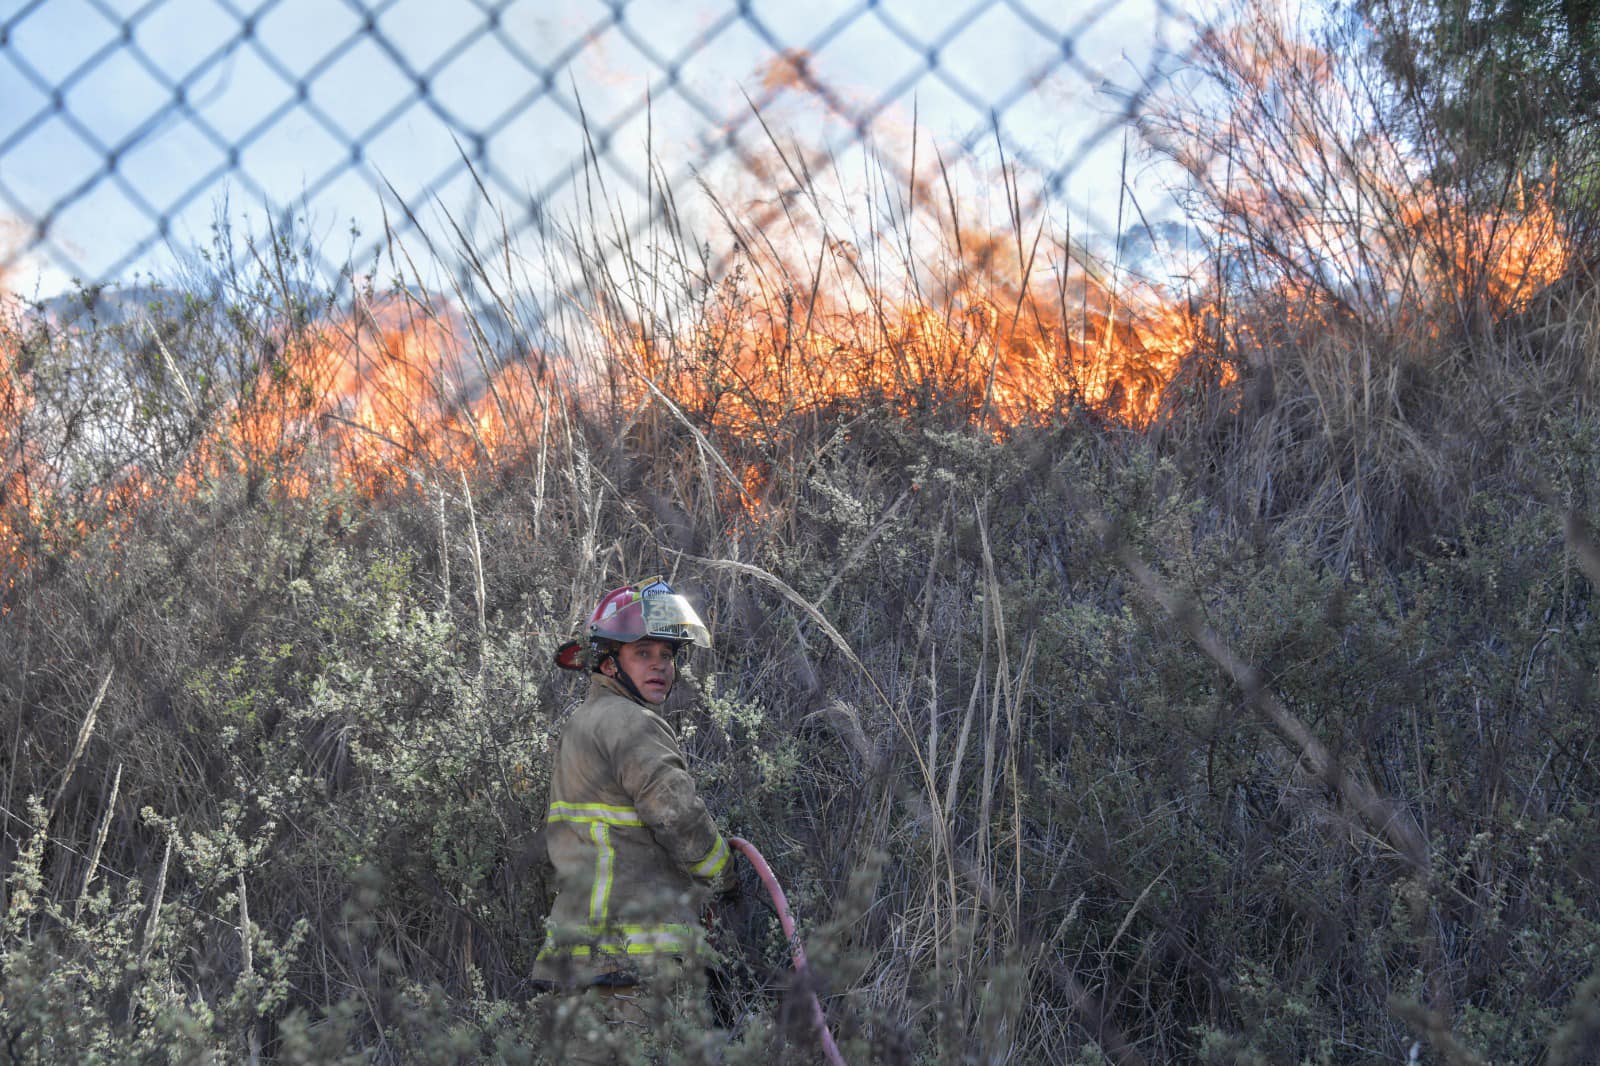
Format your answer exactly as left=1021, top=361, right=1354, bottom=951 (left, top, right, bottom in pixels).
left=554, top=576, right=711, bottom=670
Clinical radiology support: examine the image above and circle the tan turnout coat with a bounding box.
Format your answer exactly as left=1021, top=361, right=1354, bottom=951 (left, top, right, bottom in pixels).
left=534, top=674, right=733, bottom=985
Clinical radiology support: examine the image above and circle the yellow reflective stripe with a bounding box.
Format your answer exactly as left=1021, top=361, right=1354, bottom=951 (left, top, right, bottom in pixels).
left=536, top=923, right=697, bottom=960
left=546, top=922, right=696, bottom=937
left=589, top=822, right=613, bottom=925
left=562, top=941, right=688, bottom=958
left=691, top=834, right=730, bottom=879
left=548, top=802, right=643, bottom=826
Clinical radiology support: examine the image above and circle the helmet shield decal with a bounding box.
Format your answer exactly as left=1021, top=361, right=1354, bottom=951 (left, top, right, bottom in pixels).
left=638, top=578, right=673, bottom=598
left=584, top=576, right=711, bottom=650
left=637, top=593, right=710, bottom=648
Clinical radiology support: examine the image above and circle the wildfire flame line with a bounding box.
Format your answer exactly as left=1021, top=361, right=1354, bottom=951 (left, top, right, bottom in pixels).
left=0, top=0, right=1577, bottom=574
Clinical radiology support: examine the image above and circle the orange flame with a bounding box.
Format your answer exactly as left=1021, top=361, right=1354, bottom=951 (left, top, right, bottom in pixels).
left=1, top=5, right=1582, bottom=571
left=1394, top=178, right=1569, bottom=315
left=165, top=297, right=563, bottom=500
left=613, top=221, right=1209, bottom=437
left=1, top=255, right=35, bottom=590
left=758, top=50, right=814, bottom=96
left=1159, top=0, right=1569, bottom=334
left=0, top=183, right=1233, bottom=569
left=0, top=355, right=34, bottom=591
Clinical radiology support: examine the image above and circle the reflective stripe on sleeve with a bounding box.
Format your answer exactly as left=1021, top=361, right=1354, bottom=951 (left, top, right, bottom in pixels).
left=690, top=833, right=730, bottom=879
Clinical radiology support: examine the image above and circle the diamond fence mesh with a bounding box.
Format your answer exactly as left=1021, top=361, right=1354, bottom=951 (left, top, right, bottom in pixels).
left=0, top=0, right=1196, bottom=292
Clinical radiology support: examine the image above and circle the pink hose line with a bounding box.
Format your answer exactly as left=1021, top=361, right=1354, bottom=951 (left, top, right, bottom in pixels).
left=727, top=836, right=847, bottom=1066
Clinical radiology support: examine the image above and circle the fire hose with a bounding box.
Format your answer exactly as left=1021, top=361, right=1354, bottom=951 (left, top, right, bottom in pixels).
left=726, top=836, right=847, bottom=1066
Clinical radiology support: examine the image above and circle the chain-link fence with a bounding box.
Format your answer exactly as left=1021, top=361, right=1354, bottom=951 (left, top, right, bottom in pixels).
left=0, top=0, right=1196, bottom=292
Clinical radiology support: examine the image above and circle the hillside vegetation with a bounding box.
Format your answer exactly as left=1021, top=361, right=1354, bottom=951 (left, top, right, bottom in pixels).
left=2, top=1, right=1599, bottom=1062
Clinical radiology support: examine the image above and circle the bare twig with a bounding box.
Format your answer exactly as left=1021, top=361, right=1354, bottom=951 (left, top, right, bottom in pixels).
left=75, top=761, right=122, bottom=914
left=239, top=870, right=261, bottom=1066
left=49, top=666, right=114, bottom=821
left=461, top=471, right=487, bottom=638
left=138, top=836, right=173, bottom=969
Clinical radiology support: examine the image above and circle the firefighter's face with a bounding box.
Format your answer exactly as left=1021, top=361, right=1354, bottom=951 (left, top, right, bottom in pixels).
left=605, top=638, right=677, bottom=703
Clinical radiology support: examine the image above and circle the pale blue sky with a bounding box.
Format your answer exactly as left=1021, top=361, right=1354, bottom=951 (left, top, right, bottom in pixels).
left=0, top=0, right=1199, bottom=295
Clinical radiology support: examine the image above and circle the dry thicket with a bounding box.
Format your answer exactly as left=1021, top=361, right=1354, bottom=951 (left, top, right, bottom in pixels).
left=2, top=0, right=1599, bottom=1062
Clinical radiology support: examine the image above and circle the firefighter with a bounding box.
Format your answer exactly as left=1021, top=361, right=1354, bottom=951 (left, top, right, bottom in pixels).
left=536, top=575, right=736, bottom=1063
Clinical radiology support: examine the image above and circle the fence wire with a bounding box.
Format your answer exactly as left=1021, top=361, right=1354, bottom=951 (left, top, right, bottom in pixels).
left=0, top=0, right=1194, bottom=290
